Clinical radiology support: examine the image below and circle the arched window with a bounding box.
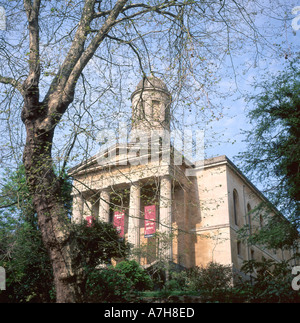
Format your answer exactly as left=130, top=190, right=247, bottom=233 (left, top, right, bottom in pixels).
left=233, top=189, right=238, bottom=226
left=247, top=203, right=252, bottom=213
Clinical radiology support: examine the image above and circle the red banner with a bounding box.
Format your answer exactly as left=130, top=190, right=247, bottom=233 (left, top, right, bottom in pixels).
left=113, top=211, right=125, bottom=238
left=86, top=216, right=94, bottom=227
left=144, top=205, right=156, bottom=238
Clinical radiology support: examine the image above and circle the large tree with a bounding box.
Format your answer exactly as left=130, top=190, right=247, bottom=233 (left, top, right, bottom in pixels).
left=237, top=56, right=300, bottom=249
left=0, top=165, right=129, bottom=302
left=0, top=0, right=297, bottom=302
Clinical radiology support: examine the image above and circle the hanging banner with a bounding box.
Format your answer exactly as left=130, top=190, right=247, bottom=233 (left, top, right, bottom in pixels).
left=113, top=211, right=125, bottom=238
left=144, top=205, right=156, bottom=238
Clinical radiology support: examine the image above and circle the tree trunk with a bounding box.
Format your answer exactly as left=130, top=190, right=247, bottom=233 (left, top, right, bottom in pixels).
left=18, top=0, right=136, bottom=302
left=23, top=116, right=81, bottom=303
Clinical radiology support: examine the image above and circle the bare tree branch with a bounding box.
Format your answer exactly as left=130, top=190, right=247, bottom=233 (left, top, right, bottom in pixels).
left=23, top=0, right=41, bottom=94
left=62, top=0, right=129, bottom=99
left=42, top=0, right=97, bottom=107
left=94, top=1, right=182, bottom=19
left=0, top=75, right=25, bottom=97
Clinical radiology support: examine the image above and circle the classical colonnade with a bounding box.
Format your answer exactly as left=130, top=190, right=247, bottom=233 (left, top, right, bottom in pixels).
left=73, top=175, right=173, bottom=261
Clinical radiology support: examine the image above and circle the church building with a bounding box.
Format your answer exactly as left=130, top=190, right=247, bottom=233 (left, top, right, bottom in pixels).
left=68, top=76, right=296, bottom=278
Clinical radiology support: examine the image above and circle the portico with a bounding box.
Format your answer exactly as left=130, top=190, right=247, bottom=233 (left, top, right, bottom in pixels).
left=69, top=150, right=187, bottom=265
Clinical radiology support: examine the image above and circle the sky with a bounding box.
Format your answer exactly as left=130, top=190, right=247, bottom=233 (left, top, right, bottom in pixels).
left=204, top=11, right=300, bottom=165
left=0, top=0, right=299, bottom=181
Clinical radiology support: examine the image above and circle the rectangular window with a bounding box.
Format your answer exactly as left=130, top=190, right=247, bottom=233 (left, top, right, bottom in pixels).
left=233, top=190, right=238, bottom=226
left=151, top=100, right=160, bottom=120
left=237, top=241, right=241, bottom=256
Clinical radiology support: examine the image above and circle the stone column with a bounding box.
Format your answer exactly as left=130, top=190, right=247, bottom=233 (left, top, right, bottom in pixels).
left=83, top=199, right=92, bottom=219
left=128, top=182, right=140, bottom=249
left=99, top=189, right=110, bottom=222
left=159, top=175, right=172, bottom=262
left=72, top=194, right=84, bottom=223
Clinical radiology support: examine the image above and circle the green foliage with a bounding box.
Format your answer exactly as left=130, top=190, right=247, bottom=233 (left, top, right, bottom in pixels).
left=167, top=261, right=300, bottom=303
left=0, top=220, right=54, bottom=303
left=185, top=262, right=233, bottom=293
left=0, top=165, right=129, bottom=302
left=84, top=267, right=133, bottom=302
left=189, top=262, right=240, bottom=302
left=70, top=220, right=130, bottom=269
left=0, top=164, right=73, bottom=221
left=165, top=279, right=181, bottom=291
left=240, top=258, right=300, bottom=303
left=0, top=165, right=34, bottom=221
left=1, top=167, right=298, bottom=303
left=238, top=202, right=299, bottom=250
left=0, top=165, right=54, bottom=303
left=169, top=262, right=240, bottom=302
left=84, top=260, right=152, bottom=302
left=238, top=56, right=300, bottom=224
left=249, top=213, right=298, bottom=250
left=115, top=260, right=153, bottom=291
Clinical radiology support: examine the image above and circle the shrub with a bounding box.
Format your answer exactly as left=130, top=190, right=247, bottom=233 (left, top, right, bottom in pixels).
left=165, top=279, right=180, bottom=291
left=186, top=262, right=232, bottom=292
left=84, top=267, right=132, bottom=302
left=168, top=262, right=241, bottom=302
left=84, top=260, right=153, bottom=302
left=240, top=258, right=300, bottom=303
left=115, top=260, right=153, bottom=291
left=70, top=221, right=130, bottom=269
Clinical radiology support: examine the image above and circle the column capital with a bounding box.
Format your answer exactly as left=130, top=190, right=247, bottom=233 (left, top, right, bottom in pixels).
left=130, top=180, right=141, bottom=188
left=100, top=187, right=111, bottom=193
left=160, top=174, right=172, bottom=182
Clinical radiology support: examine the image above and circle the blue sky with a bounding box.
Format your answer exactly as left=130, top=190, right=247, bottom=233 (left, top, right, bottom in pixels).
left=204, top=17, right=300, bottom=164
left=0, top=0, right=299, bottom=179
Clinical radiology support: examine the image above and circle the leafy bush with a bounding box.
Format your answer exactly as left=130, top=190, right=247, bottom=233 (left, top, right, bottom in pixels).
left=167, top=262, right=248, bottom=302
left=84, top=260, right=152, bottom=302
left=0, top=220, right=54, bottom=303
left=115, top=260, right=153, bottom=291
left=84, top=267, right=132, bottom=302
left=70, top=220, right=130, bottom=269
left=165, top=279, right=181, bottom=291
left=0, top=166, right=71, bottom=303
left=240, top=258, right=300, bottom=303
left=187, top=262, right=232, bottom=292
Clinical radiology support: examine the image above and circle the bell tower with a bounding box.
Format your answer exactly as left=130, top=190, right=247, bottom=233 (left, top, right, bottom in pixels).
left=131, top=75, right=171, bottom=133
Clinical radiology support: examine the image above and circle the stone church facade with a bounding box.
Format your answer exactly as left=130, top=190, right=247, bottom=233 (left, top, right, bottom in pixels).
left=68, top=76, right=296, bottom=277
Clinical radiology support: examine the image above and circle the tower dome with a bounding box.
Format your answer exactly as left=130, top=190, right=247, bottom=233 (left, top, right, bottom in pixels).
left=131, top=76, right=171, bottom=132
left=135, top=75, right=169, bottom=93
